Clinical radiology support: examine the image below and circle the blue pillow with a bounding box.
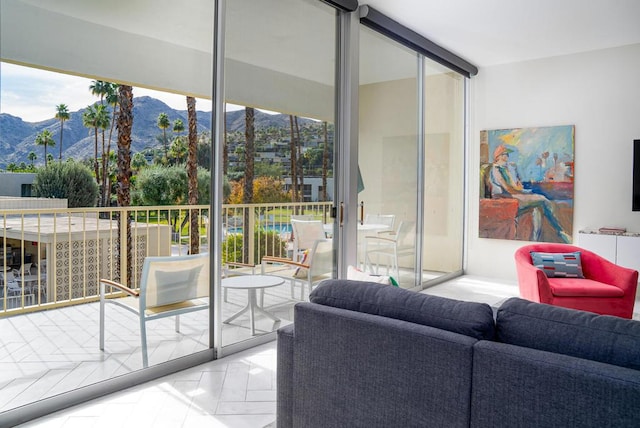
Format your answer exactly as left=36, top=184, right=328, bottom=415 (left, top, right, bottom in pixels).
left=530, top=251, right=584, bottom=278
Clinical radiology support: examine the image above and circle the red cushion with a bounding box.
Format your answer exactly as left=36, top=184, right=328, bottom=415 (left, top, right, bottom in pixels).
left=548, top=278, right=625, bottom=297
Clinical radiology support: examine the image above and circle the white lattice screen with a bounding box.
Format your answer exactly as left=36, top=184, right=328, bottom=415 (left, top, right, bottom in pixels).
left=51, top=236, right=147, bottom=301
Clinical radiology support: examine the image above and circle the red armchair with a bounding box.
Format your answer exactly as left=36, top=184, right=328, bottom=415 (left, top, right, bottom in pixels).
left=514, top=243, right=638, bottom=318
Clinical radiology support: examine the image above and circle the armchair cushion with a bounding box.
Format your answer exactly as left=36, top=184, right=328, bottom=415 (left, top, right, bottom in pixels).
left=530, top=251, right=584, bottom=278
left=548, top=278, right=625, bottom=297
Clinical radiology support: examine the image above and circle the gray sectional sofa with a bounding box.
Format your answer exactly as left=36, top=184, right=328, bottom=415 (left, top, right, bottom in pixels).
left=277, top=279, right=640, bottom=428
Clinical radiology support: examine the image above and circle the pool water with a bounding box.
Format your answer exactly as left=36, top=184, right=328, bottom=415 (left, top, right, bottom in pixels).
left=226, top=223, right=292, bottom=235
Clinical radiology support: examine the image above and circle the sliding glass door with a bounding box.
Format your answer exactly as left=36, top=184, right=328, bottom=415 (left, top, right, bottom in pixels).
left=221, top=0, right=337, bottom=349
left=421, top=60, right=465, bottom=282
left=357, top=22, right=465, bottom=289
left=358, top=27, right=419, bottom=287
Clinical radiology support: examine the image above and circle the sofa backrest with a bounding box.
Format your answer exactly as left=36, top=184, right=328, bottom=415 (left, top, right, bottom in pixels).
left=496, top=297, right=640, bottom=369
left=310, top=279, right=495, bottom=340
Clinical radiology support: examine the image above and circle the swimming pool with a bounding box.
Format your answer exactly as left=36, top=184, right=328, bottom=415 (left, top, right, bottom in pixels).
left=225, top=223, right=292, bottom=235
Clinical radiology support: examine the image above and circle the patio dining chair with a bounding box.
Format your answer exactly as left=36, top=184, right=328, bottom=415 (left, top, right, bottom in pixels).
left=290, top=219, right=326, bottom=262
left=99, top=253, right=209, bottom=367
left=12, top=262, right=32, bottom=278
left=261, top=238, right=333, bottom=301
left=0, top=270, right=33, bottom=307
left=364, top=220, right=416, bottom=282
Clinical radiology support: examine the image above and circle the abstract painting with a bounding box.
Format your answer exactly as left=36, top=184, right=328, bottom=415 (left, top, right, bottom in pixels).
left=479, top=125, right=575, bottom=242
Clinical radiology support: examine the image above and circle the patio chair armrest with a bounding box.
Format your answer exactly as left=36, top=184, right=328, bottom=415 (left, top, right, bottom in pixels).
left=262, top=256, right=309, bottom=270
left=364, top=235, right=395, bottom=243
left=224, top=262, right=257, bottom=275
left=99, top=278, right=139, bottom=297
left=225, top=261, right=256, bottom=269
left=377, top=230, right=395, bottom=235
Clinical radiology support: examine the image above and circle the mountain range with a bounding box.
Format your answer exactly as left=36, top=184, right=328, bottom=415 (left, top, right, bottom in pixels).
left=0, top=96, right=311, bottom=169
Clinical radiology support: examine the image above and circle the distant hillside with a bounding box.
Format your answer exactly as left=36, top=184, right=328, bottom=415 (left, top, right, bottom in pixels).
left=0, top=97, right=313, bottom=169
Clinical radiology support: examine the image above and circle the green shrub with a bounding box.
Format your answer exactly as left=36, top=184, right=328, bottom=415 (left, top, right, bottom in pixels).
left=222, top=229, right=286, bottom=265
left=33, top=161, right=98, bottom=207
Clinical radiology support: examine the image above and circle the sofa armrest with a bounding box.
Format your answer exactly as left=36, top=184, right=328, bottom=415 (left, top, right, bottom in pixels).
left=288, top=302, right=477, bottom=428
left=277, top=324, right=295, bottom=428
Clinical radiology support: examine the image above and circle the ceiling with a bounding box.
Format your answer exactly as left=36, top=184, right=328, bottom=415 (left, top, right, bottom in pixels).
left=363, top=0, right=640, bottom=69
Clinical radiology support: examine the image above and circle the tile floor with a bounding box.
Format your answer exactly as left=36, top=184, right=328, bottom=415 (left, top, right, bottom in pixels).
left=0, top=282, right=298, bottom=414
left=13, top=275, right=640, bottom=427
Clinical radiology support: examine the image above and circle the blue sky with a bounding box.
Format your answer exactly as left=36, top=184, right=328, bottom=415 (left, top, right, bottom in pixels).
left=0, top=62, right=214, bottom=123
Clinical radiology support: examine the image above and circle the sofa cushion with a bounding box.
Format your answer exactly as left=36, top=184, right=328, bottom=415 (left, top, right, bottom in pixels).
left=310, top=279, right=495, bottom=340
left=548, top=277, right=625, bottom=297
left=530, top=251, right=584, bottom=278
left=496, top=297, right=640, bottom=370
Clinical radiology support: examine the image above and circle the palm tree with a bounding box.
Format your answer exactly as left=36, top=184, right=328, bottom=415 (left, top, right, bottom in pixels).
left=35, top=129, right=55, bottom=167
left=223, top=105, right=228, bottom=176
left=104, top=84, right=119, bottom=206
left=89, top=80, right=110, bottom=104
left=157, top=113, right=170, bottom=158
left=90, top=80, right=118, bottom=205
left=322, top=121, right=329, bottom=201
left=82, top=104, right=110, bottom=190
left=289, top=115, right=299, bottom=204
left=243, top=107, right=255, bottom=262
left=294, top=116, right=304, bottom=202
left=27, top=151, right=37, bottom=166
left=168, top=136, right=188, bottom=165
left=172, top=118, right=185, bottom=135
left=55, top=104, right=70, bottom=161
left=116, top=85, right=134, bottom=283
left=186, top=96, right=199, bottom=255
left=131, top=152, right=147, bottom=171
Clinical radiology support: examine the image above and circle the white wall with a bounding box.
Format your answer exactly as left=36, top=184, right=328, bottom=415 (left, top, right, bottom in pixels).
left=467, top=43, right=640, bottom=280
left=0, top=173, right=35, bottom=197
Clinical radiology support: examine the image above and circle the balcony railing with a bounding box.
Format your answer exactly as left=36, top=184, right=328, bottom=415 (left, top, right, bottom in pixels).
left=0, top=201, right=332, bottom=315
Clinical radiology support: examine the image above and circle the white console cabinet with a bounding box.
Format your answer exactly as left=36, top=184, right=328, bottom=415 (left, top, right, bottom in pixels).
left=578, top=231, right=640, bottom=272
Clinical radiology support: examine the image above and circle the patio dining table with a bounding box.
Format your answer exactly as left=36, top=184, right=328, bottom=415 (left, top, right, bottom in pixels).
left=222, top=274, right=284, bottom=336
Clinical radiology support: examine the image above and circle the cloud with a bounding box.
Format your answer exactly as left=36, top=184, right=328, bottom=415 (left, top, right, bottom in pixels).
left=0, top=63, right=214, bottom=122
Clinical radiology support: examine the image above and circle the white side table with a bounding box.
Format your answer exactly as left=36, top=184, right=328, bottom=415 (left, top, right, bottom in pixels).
left=222, top=274, right=284, bottom=335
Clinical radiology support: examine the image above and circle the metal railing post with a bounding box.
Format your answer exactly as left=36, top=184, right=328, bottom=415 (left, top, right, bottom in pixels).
left=119, top=208, right=128, bottom=286
left=247, top=206, right=256, bottom=264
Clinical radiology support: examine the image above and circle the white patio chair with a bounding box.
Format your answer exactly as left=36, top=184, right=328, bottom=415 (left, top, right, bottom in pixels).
left=290, top=219, right=326, bottom=262
left=364, top=214, right=396, bottom=230
left=261, top=238, right=333, bottom=301
left=12, top=262, right=32, bottom=278
left=0, top=270, right=33, bottom=307
left=364, top=221, right=416, bottom=281
left=99, top=253, right=209, bottom=367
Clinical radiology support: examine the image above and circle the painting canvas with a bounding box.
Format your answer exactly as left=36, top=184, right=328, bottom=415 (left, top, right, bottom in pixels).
left=479, top=125, right=575, bottom=242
